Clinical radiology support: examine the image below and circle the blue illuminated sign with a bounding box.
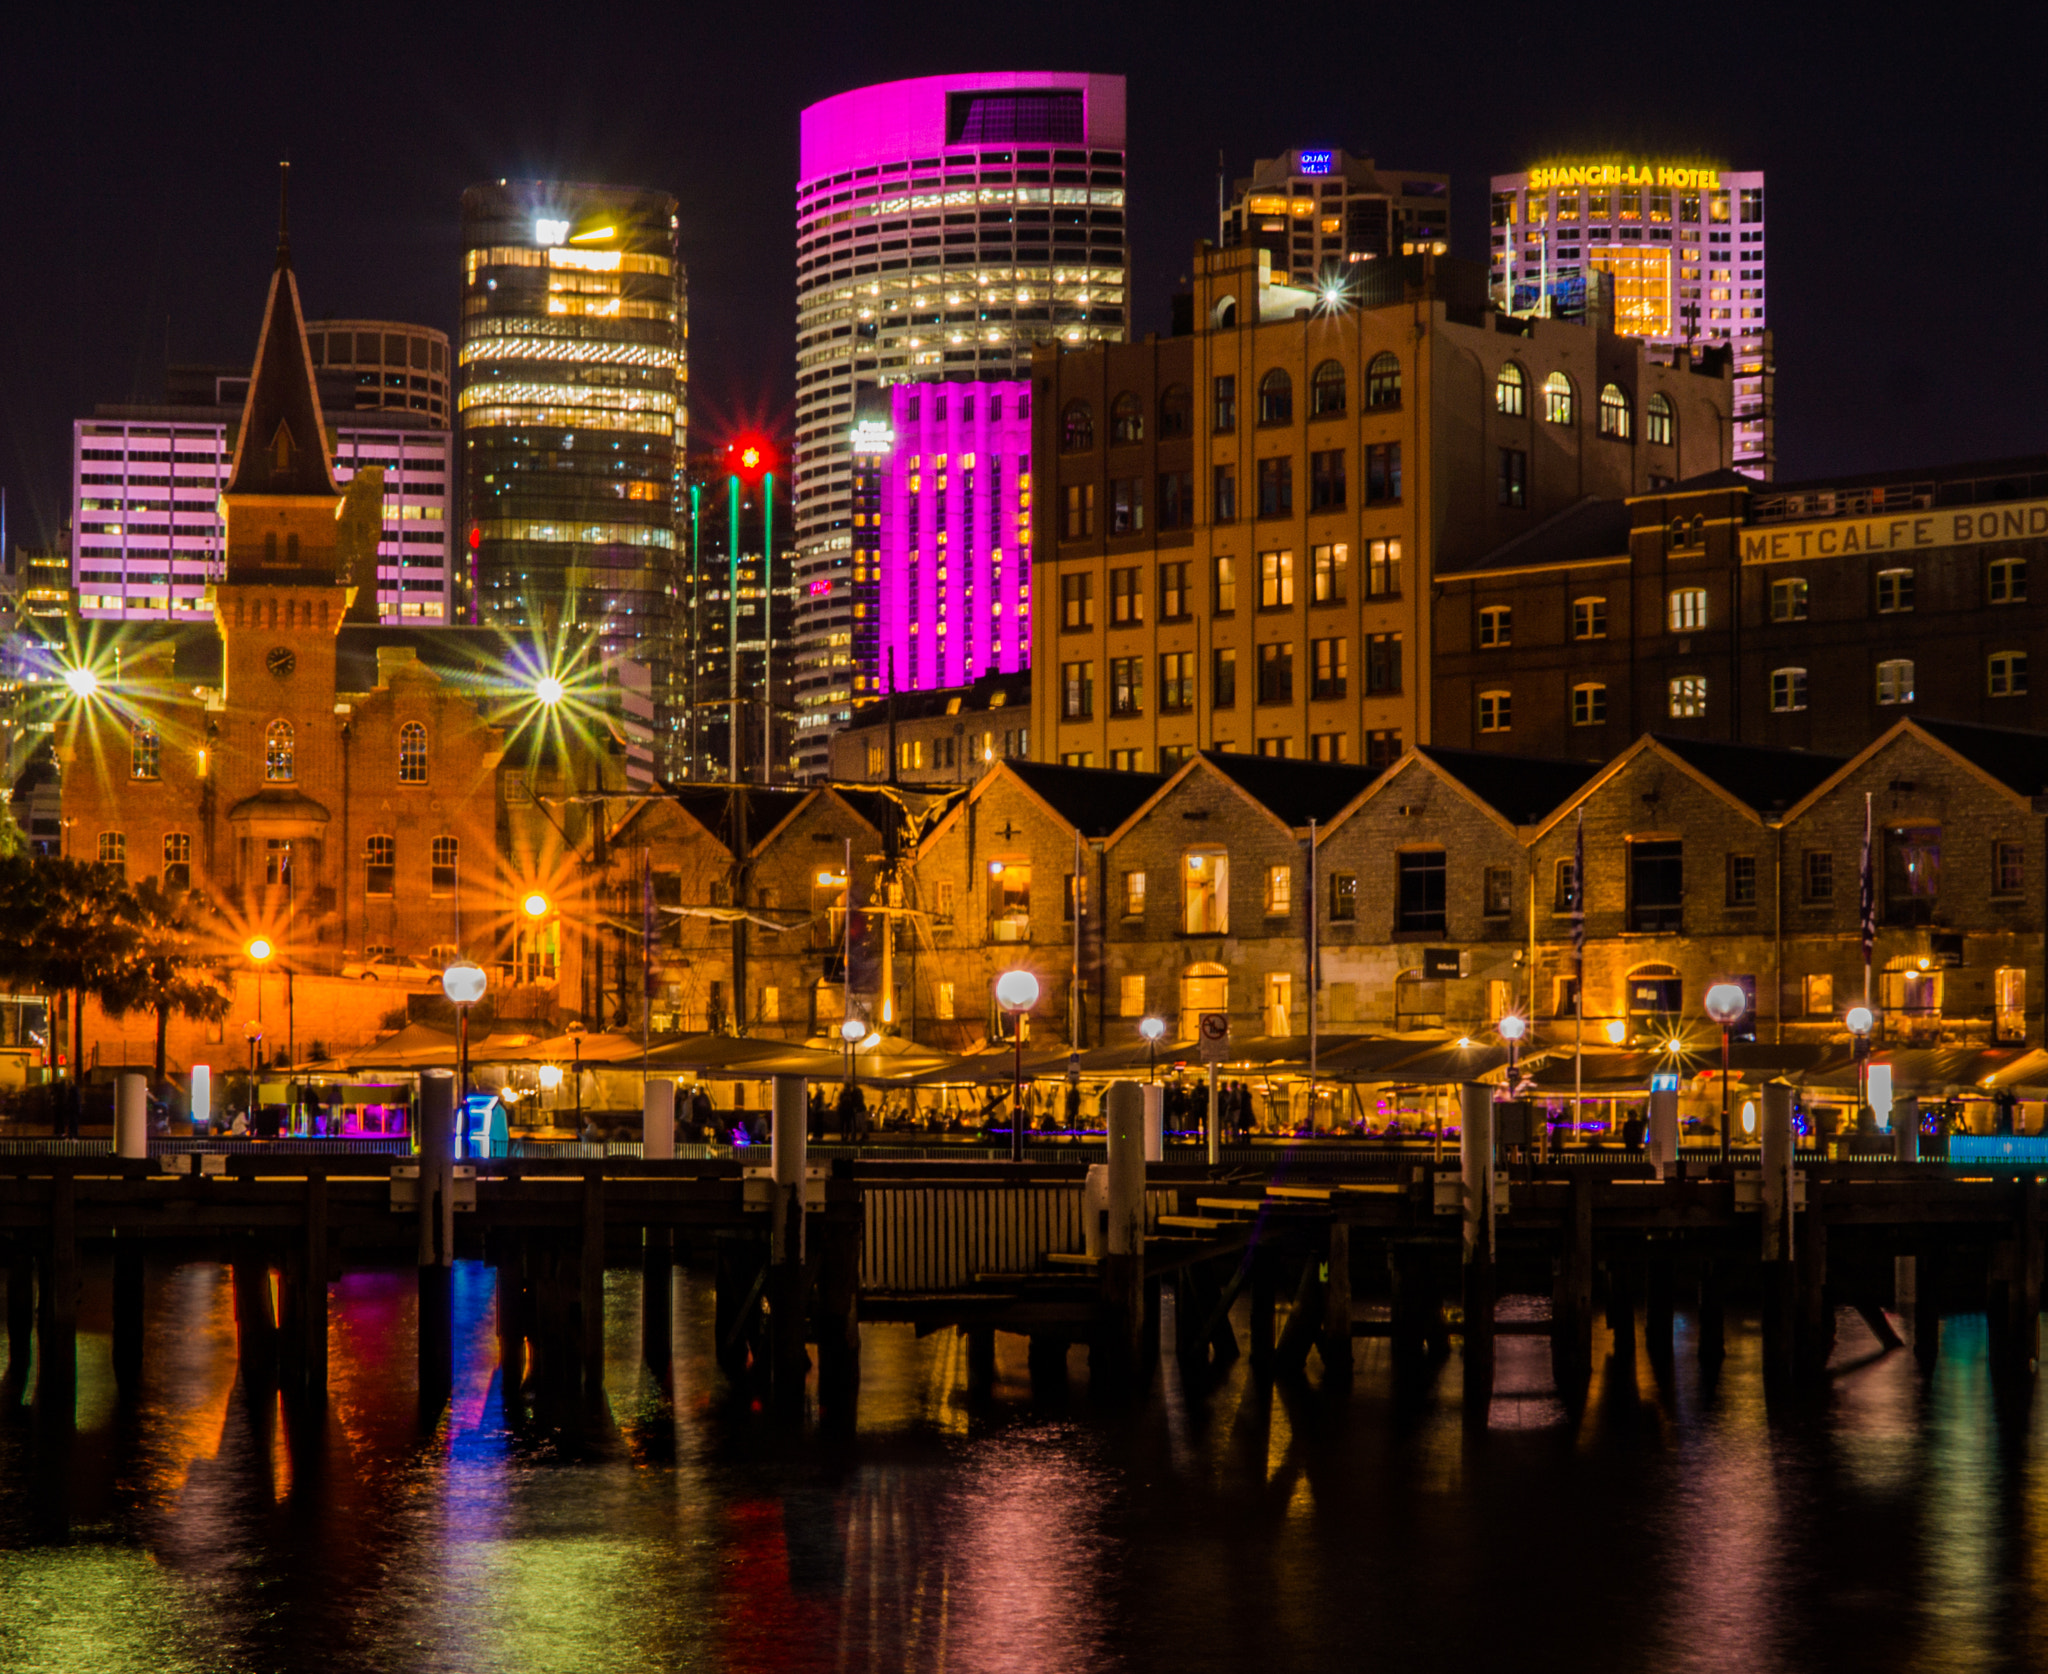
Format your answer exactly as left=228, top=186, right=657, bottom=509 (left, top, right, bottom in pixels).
left=1299, top=150, right=1335, bottom=176
left=1650, top=1073, right=1681, bottom=1093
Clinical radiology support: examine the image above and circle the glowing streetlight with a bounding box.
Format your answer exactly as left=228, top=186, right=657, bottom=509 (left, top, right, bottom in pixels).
left=521, top=891, right=550, bottom=920
left=1846, top=1005, right=1876, bottom=1131
left=995, top=969, right=1040, bottom=1162
left=63, top=665, right=100, bottom=699
left=839, top=1014, right=865, bottom=1086
left=1705, top=981, right=1748, bottom=1160
left=535, top=674, right=566, bottom=707
left=1497, top=1012, right=1528, bottom=1092
left=1604, top=1019, right=1628, bottom=1046
left=245, top=937, right=274, bottom=964
left=1139, top=1014, right=1166, bottom=1082
left=538, top=1063, right=564, bottom=1092
left=442, top=960, right=488, bottom=1154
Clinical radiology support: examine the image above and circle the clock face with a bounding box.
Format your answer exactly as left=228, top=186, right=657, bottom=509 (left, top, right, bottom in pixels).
left=266, top=646, right=297, bottom=679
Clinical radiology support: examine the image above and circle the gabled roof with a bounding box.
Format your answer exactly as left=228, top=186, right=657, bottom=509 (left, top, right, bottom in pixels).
left=1909, top=718, right=2048, bottom=799
left=1437, top=495, right=1631, bottom=578
left=1650, top=734, right=1846, bottom=814
left=1631, top=467, right=1757, bottom=499
left=1196, top=750, right=1381, bottom=827
left=1005, top=760, right=1166, bottom=836
left=1414, top=745, right=1602, bottom=827
left=224, top=236, right=337, bottom=499
left=663, top=787, right=809, bottom=855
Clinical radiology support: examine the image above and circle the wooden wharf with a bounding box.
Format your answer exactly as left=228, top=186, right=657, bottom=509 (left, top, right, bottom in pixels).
left=3, top=1077, right=2046, bottom=1427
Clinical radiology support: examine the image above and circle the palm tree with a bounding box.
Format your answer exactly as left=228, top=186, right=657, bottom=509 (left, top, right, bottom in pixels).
left=1, top=856, right=136, bottom=1084
left=101, top=880, right=232, bottom=1087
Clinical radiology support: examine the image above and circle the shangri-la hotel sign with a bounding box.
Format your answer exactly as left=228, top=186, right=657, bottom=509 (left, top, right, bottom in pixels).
left=1527, top=163, right=1724, bottom=191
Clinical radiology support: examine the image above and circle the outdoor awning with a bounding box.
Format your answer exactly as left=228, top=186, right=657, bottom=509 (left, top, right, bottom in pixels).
left=1796, top=1044, right=2048, bottom=1098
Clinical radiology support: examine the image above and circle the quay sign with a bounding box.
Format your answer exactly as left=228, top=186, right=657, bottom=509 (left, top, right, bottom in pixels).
left=1740, top=497, right=2048, bottom=565
left=1527, top=163, right=1723, bottom=191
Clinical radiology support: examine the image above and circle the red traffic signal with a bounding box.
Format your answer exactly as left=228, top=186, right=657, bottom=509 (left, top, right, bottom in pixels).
left=725, top=436, right=775, bottom=478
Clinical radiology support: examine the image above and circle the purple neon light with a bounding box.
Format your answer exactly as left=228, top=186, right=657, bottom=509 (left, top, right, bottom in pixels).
left=799, top=71, right=1125, bottom=180
left=875, top=379, right=1033, bottom=694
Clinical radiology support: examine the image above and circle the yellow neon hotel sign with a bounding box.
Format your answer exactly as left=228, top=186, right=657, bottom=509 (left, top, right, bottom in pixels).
left=1528, top=163, right=1723, bottom=190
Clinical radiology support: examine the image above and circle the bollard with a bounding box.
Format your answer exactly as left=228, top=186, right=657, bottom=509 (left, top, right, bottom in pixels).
left=1760, top=1080, right=1796, bottom=1386
left=1082, top=1164, right=1108, bottom=1258
left=768, top=1075, right=810, bottom=1407
left=643, top=1079, right=675, bottom=1161
left=1142, top=1084, right=1164, bottom=1163
left=1893, top=1096, right=1919, bottom=1165
left=115, top=1072, right=148, bottom=1160
left=417, top=1071, right=456, bottom=1408
left=1647, top=1084, right=1679, bottom=1179
left=1103, top=1080, right=1147, bottom=1377
left=1459, top=1082, right=1495, bottom=1417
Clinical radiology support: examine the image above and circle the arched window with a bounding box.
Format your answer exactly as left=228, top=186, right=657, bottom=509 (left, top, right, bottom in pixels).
left=1061, top=400, right=1093, bottom=451
left=1110, top=391, right=1144, bottom=444
left=1212, top=295, right=1238, bottom=330
left=1496, top=362, right=1526, bottom=417
left=1542, top=371, right=1575, bottom=425
left=1645, top=391, right=1675, bottom=446
left=398, top=721, right=428, bottom=783
left=1599, top=383, right=1632, bottom=439
left=1158, top=384, right=1191, bottom=438
left=264, top=720, right=295, bottom=782
left=1311, top=360, right=1347, bottom=416
left=1257, top=368, right=1292, bottom=424
left=131, top=725, right=160, bottom=781
left=1365, top=352, right=1402, bottom=409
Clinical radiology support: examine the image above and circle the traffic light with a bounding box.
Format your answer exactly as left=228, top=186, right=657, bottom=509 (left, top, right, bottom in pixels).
left=725, top=436, right=775, bottom=479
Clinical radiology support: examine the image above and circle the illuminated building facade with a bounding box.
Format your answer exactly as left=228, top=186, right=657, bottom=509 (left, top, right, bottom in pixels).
left=792, top=71, right=1128, bottom=777
left=1221, top=148, right=1450, bottom=285
left=680, top=451, right=797, bottom=781
left=72, top=383, right=452, bottom=625
left=871, top=378, right=1033, bottom=693
left=1490, top=161, right=1770, bottom=476
left=457, top=180, right=687, bottom=769
left=305, top=320, right=451, bottom=424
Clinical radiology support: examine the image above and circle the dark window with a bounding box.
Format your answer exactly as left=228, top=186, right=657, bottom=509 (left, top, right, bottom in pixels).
left=1160, top=651, right=1194, bottom=712
left=1397, top=850, right=1447, bottom=933
left=1062, top=661, right=1095, bottom=718
left=1628, top=840, right=1684, bottom=933
left=1498, top=447, right=1527, bottom=507
left=365, top=834, right=395, bottom=897
left=1484, top=866, right=1513, bottom=917
left=1212, top=463, right=1236, bottom=522
left=1062, top=400, right=1093, bottom=450
left=1213, top=375, right=1236, bottom=432
left=1553, top=858, right=1579, bottom=914
left=1803, top=850, right=1834, bottom=902
left=431, top=836, right=457, bottom=894
left=1157, top=470, right=1193, bottom=530
left=1311, top=360, right=1346, bottom=416
left=1365, top=443, right=1401, bottom=504
left=1727, top=853, right=1757, bottom=907
left=1883, top=825, right=1941, bottom=926
left=1109, top=478, right=1143, bottom=536
left=1110, top=656, right=1143, bottom=715
left=1365, top=729, right=1402, bottom=772
left=1257, top=456, right=1293, bottom=517
left=1995, top=840, right=2025, bottom=896
left=1310, top=448, right=1346, bottom=510
left=1258, top=368, right=1293, bottom=424
left=1257, top=642, right=1293, bottom=704
left=1110, top=391, right=1143, bottom=444
left=1365, top=352, right=1402, bottom=409
left=1366, top=633, right=1402, bottom=694
left=1159, top=384, right=1191, bottom=437
left=1212, top=646, right=1238, bottom=708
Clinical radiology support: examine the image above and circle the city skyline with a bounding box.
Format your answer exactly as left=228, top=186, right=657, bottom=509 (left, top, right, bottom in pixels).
left=1, top=0, right=2037, bottom=553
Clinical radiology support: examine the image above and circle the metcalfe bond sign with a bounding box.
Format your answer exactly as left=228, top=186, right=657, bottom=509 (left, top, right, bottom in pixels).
left=1527, top=163, right=1723, bottom=191
left=1740, top=498, right=2048, bottom=564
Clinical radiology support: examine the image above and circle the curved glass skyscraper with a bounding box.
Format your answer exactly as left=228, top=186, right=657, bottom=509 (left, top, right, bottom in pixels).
left=792, top=72, right=1127, bottom=775
left=458, top=180, right=687, bottom=763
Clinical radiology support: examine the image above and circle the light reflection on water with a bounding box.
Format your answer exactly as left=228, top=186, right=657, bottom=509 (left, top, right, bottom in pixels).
left=1, top=1260, right=2046, bottom=1672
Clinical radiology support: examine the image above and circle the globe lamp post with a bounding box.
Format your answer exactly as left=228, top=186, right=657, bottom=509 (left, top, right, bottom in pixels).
left=442, top=960, right=488, bottom=1154
left=995, top=969, right=1040, bottom=1162
left=1704, top=983, right=1749, bottom=1160
left=1846, top=1004, right=1876, bottom=1134
left=1139, top=1014, right=1166, bottom=1083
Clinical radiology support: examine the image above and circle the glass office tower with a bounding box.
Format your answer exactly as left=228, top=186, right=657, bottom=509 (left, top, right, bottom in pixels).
left=457, top=180, right=687, bottom=765
left=791, top=72, right=1127, bottom=776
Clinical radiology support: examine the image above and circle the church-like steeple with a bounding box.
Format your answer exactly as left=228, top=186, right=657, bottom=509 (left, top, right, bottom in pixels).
left=224, top=161, right=338, bottom=500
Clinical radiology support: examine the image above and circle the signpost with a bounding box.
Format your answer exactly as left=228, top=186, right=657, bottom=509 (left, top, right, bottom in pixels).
left=1199, top=1012, right=1229, bottom=1165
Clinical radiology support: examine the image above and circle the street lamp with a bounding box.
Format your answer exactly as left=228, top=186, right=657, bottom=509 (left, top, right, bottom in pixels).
left=1497, top=1013, right=1527, bottom=1092
left=1139, top=1015, right=1166, bottom=1083
left=521, top=891, right=550, bottom=920
left=535, top=674, right=565, bottom=707
left=839, top=1014, right=865, bottom=1088
left=242, top=1020, right=263, bottom=1130
left=1705, top=981, right=1749, bottom=1161
left=62, top=665, right=99, bottom=700
left=245, top=936, right=274, bottom=1025
left=995, top=969, right=1040, bottom=1163
left=442, top=960, right=488, bottom=1156
left=1604, top=1018, right=1628, bottom=1046
left=1846, top=1004, right=1876, bottom=1134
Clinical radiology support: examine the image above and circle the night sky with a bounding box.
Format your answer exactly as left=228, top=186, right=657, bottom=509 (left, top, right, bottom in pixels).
left=2, top=0, right=2040, bottom=550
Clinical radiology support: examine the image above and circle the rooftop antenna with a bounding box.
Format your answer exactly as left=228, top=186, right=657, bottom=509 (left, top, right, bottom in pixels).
left=276, top=159, right=291, bottom=269
left=1217, top=150, right=1226, bottom=243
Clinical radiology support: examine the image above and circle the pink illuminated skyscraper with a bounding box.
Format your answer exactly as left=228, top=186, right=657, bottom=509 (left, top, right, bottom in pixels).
left=792, top=71, right=1128, bottom=775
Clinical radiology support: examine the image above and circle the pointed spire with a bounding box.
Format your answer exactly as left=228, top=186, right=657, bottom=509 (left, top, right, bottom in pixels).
left=276, top=159, right=291, bottom=270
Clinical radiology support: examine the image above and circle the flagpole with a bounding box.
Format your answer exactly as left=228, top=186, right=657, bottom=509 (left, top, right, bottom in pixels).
left=1862, top=792, right=1874, bottom=1010
left=1573, top=808, right=1585, bottom=1141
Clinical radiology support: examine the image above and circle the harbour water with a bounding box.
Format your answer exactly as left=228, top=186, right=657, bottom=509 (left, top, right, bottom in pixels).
left=2, top=1258, right=2046, bottom=1672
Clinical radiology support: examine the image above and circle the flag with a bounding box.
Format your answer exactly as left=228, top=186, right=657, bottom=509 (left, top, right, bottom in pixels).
left=1571, top=808, right=1585, bottom=964
left=1859, top=792, right=1875, bottom=967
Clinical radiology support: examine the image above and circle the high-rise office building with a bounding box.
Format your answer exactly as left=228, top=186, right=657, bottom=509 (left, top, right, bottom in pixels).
left=792, top=71, right=1127, bottom=776
left=1220, top=148, right=1450, bottom=286
left=1490, top=160, right=1770, bottom=476
left=457, top=181, right=687, bottom=764
left=72, top=338, right=453, bottom=624
left=306, top=320, right=452, bottom=424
